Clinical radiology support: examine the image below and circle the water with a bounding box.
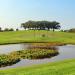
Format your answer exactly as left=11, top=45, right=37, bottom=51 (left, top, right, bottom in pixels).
left=0, top=44, right=29, bottom=54
left=0, top=44, right=75, bottom=69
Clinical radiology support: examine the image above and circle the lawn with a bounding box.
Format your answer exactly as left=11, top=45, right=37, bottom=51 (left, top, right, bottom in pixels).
left=0, top=30, right=75, bottom=75
left=0, top=30, right=75, bottom=44
left=0, top=59, right=75, bottom=75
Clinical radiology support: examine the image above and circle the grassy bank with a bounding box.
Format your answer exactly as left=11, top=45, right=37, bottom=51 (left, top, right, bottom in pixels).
left=0, top=30, right=75, bottom=45
left=0, top=59, right=75, bottom=75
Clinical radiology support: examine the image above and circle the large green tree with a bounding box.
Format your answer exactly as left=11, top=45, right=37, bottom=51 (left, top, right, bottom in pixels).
left=21, top=20, right=61, bottom=31
left=51, top=21, right=60, bottom=32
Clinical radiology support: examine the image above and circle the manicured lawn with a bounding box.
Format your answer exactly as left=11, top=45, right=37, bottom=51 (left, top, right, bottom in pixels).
left=0, top=30, right=75, bottom=75
left=0, top=59, right=75, bottom=75
left=0, top=30, right=75, bottom=44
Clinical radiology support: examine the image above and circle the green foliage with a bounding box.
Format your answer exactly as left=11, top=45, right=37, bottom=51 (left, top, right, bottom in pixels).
left=10, top=49, right=59, bottom=59
left=0, top=55, right=20, bottom=67
left=21, top=20, right=60, bottom=31
left=10, top=44, right=59, bottom=59
left=9, top=28, right=14, bottom=31
left=68, top=28, right=75, bottom=32
left=4, top=28, right=9, bottom=31
left=4, top=28, right=14, bottom=32
left=41, top=34, right=46, bottom=37
left=0, top=27, right=2, bottom=32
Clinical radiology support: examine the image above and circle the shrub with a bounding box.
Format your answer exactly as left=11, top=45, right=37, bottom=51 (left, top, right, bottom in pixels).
left=0, top=54, right=20, bottom=67
left=42, top=34, right=46, bottom=37
left=11, top=49, right=59, bottom=59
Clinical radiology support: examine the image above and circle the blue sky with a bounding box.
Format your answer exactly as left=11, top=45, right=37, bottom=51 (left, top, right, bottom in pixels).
left=0, top=0, right=75, bottom=29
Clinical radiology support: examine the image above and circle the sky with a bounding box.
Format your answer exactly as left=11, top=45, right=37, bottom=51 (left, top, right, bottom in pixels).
left=0, top=0, right=75, bottom=30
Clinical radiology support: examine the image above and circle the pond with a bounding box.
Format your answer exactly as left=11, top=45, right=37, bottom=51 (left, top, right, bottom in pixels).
left=0, top=44, right=30, bottom=54
left=0, top=44, right=75, bottom=69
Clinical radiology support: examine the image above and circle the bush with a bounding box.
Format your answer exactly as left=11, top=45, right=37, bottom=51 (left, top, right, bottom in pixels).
left=9, top=28, right=14, bottom=31
left=10, top=49, right=59, bottom=59
left=42, top=34, right=46, bottom=37
left=68, top=28, right=75, bottom=32
left=4, top=28, right=14, bottom=32
left=0, top=54, right=20, bottom=67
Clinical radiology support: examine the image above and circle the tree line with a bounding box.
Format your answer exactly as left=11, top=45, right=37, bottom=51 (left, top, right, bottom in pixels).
left=0, top=20, right=61, bottom=32
left=63, top=28, right=75, bottom=32
left=21, top=20, right=61, bottom=31
left=0, top=27, right=19, bottom=32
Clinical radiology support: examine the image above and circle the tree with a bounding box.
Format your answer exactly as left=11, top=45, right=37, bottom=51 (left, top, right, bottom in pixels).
left=21, top=20, right=61, bottom=31
left=9, top=28, right=14, bottom=31
left=4, top=28, right=9, bottom=31
left=21, top=21, right=35, bottom=30
left=51, top=21, right=60, bottom=32
left=4, top=28, right=14, bottom=31
left=0, top=27, right=2, bottom=32
left=16, top=28, right=19, bottom=31
left=68, top=28, right=75, bottom=32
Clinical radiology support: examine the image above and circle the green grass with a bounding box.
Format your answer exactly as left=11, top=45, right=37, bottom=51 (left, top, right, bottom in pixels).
left=0, top=59, right=75, bottom=75
left=0, top=30, right=75, bottom=44
left=0, top=30, right=75, bottom=75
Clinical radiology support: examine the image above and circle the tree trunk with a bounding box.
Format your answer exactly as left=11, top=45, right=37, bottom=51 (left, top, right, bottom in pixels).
left=53, top=29, right=55, bottom=32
